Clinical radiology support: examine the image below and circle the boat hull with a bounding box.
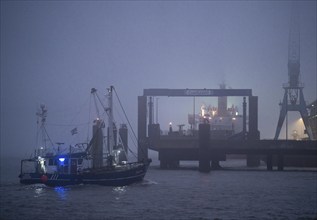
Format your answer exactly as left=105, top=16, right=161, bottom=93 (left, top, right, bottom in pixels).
left=20, top=161, right=150, bottom=187
left=81, top=163, right=148, bottom=186
left=19, top=173, right=43, bottom=185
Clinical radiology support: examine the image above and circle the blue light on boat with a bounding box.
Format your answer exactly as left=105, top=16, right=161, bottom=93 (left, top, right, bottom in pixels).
left=59, top=158, right=65, bottom=162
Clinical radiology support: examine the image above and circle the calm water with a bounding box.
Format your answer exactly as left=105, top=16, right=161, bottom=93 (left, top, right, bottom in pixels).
left=1, top=157, right=317, bottom=220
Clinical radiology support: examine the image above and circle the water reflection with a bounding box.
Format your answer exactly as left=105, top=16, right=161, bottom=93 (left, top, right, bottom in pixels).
left=54, top=186, right=68, bottom=200
left=34, top=186, right=44, bottom=198
left=112, top=186, right=127, bottom=200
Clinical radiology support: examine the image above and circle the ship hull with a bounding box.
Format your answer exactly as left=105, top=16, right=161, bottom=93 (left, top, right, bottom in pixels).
left=81, top=163, right=148, bottom=186
left=20, top=161, right=151, bottom=187
left=19, top=173, right=43, bottom=185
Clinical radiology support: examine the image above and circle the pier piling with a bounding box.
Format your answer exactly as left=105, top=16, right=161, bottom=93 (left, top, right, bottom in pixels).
left=278, top=154, right=284, bottom=171
left=267, top=154, right=273, bottom=171
left=199, top=124, right=211, bottom=172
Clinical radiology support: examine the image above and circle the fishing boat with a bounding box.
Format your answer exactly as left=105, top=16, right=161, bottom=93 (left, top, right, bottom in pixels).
left=19, top=86, right=151, bottom=186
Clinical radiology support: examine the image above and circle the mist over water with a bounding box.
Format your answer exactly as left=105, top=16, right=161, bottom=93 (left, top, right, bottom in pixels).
left=1, top=1, right=316, bottom=159
left=1, top=157, right=316, bottom=219
left=1, top=1, right=317, bottom=219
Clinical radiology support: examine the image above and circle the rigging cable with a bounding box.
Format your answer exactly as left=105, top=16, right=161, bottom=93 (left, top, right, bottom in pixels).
left=43, top=125, right=54, bottom=148
left=92, top=91, right=100, bottom=119
left=112, top=104, right=138, bottom=159
left=113, top=87, right=146, bottom=159
left=50, top=94, right=91, bottom=146
left=95, top=91, right=109, bottom=114
left=90, top=87, right=139, bottom=160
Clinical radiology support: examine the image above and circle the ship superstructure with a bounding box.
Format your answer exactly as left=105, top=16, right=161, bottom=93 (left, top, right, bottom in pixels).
left=186, top=84, right=243, bottom=139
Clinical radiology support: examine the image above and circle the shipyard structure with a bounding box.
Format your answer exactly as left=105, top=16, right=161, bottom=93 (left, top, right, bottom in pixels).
left=274, top=4, right=314, bottom=141
left=135, top=5, right=317, bottom=171
left=307, top=100, right=317, bottom=140
left=137, top=88, right=317, bottom=171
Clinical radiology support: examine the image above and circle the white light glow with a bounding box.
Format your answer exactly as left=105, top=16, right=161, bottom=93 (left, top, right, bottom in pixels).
left=212, top=111, right=216, bottom=116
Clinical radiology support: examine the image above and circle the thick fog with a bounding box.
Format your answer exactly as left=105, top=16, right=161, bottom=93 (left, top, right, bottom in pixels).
left=1, top=1, right=316, bottom=158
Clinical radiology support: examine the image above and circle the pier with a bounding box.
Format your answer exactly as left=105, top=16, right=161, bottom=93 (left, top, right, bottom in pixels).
left=137, top=88, right=317, bottom=171
left=154, top=128, right=317, bottom=171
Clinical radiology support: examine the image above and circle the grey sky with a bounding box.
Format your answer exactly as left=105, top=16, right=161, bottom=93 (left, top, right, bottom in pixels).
left=1, top=1, right=316, bottom=158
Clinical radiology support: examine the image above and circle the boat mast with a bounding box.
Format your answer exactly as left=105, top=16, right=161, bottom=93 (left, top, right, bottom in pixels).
left=36, top=104, right=48, bottom=156
left=108, top=86, right=114, bottom=157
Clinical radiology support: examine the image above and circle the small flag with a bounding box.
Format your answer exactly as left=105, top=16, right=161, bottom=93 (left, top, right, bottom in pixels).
left=71, top=127, right=78, bottom=135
